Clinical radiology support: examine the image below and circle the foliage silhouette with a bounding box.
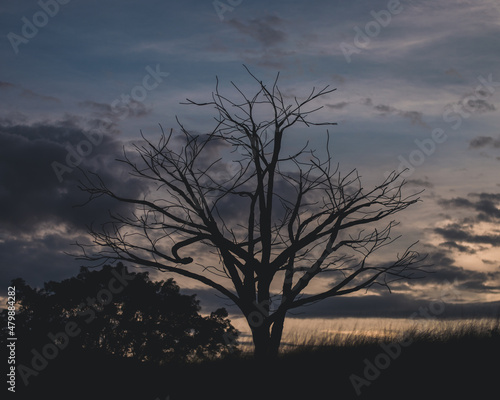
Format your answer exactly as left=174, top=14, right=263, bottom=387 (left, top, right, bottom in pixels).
left=3, top=263, right=239, bottom=365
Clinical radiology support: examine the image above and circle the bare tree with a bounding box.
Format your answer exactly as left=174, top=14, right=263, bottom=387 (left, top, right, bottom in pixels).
left=77, top=68, right=426, bottom=359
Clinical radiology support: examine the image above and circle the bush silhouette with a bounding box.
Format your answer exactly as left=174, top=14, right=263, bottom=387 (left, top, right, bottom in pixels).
left=4, top=263, right=239, bottom=365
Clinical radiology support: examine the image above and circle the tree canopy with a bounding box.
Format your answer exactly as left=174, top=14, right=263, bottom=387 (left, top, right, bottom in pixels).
left=3, top=263, right=239, bottom=364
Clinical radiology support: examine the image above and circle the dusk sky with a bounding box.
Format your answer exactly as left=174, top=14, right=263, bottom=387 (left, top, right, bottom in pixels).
left=1, top=0, right=500, bottom=324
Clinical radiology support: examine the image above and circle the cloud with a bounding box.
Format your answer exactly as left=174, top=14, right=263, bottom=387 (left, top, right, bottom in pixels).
left=0, top=81, right=15, bottom=89
left=398, top=110, right=427, bottom=127
left=326, top=101, right=349, bottom=110
left=80, top=99, right=152, bottom=120
left=434, top=224, right=500, bottom=246
left=363, top=99, right=427, bottom=127
left=444, top=68, right=463, bottom=79
left=21, top=88, right=60, bottom=103
left=0, top=234, right=84, bottom=293
left=362, top=97, right=373, bottom=107
left=227, top=15, right=287, bottom=47
left=439, top=241, right=476, bottom=254
left=472, top=193, right=500, bottom=202
left=469, top=135, right=500, bottom=149
left=0, top=115, right=156, bottom=295
left=373, top=104, right=394, bottom=114
left=182, top=252, right=500, bottom=318
left=0, top=81, right=60, bottom=102
left=457, top=89, right=497, bottom=114
left=278, top=291, right=500, bottom=319
left=464, top=99, right=496, bottom=113
left=438, top=197, right=475, bottom=208
left=445, top=88, right=497, bottom=123
left=406, top=178, right=434, bottom=188
left=438, top=193, right=500, bottom=222
left=0, top=119, right=147, bottom=237
left=222, top=15, right=293, bottom=69
left=413, top=248, right=500, bottom=293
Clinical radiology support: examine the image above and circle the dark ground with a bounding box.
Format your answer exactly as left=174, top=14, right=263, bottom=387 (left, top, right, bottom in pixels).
left=12, top=326, right=500, bottom=400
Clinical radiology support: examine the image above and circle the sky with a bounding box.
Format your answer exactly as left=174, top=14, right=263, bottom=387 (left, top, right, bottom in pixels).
left=1, top=0, right=500, bottom=323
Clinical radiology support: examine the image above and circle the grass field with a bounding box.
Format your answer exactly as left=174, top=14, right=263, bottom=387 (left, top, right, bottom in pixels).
left=16, top=318, right=500, bottom=400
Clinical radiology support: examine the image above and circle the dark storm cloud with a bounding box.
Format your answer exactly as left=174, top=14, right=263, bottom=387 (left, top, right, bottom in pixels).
left=0, top=120, right=147, bottom=236
left=0, top=117, right=154, bottom=295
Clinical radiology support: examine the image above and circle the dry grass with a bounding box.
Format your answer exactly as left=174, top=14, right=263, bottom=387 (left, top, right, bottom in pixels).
left=280, top=317, right=500, bottom=353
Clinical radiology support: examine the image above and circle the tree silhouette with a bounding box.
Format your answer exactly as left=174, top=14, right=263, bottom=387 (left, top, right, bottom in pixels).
left=77, top=68, right=427, bottom=359
left=4, top=264, right=238, bottom=363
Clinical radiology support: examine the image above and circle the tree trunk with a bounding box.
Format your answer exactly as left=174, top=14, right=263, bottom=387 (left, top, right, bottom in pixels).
left=251, top=323, right=272, bottom=361
left=269, top=313, right=285, bottom=357
left=250, top=315, right=285, bottom=360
